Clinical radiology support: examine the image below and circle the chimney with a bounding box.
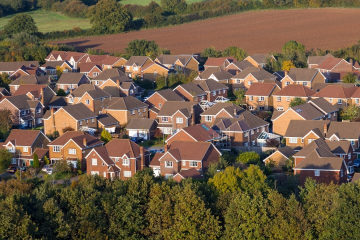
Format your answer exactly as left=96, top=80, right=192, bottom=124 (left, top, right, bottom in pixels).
left=83, top=137, right=87, bottom=147
left=191, top=105, right=196, bottom=125
left=51, top=108, right=56, bottom=132
left=164, top=144, right=168, bottom=152
left=233, top=108, right=237, bottom=117
left=323, top=122, right=328, bottom=136
left=116, top=79, right=120, bottom=88
left=139, top=146, right=145, bottom=170
left=40, top=88, right=44, bottom=105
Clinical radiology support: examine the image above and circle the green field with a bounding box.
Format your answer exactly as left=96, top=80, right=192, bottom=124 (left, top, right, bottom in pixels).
left=0, top=10, right=91, bottom=33
left=121, top=0, right=204, bottom=5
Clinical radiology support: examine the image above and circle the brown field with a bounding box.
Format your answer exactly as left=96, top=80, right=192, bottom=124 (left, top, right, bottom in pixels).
left=56, top=8, right=360, bottom=54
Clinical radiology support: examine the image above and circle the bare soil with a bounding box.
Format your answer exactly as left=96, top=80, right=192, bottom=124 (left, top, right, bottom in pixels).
left=56, top=8, right=360, bottom=54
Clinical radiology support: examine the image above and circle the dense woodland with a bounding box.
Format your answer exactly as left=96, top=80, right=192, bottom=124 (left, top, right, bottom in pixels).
left=1, top=165, right=360, bottom=239
left=1, top=0, right=360, bottom=38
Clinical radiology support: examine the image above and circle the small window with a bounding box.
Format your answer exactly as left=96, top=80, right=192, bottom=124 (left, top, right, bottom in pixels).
left=161, top=117, right=169, bottom=122
left=205, top=116, right=212, bottom=122
left=308, top=139, right=314, bottom=144
left=114, top=157, right=119, bottom=162
left=329, top=98, right=333, bottom=103
left=314, top=170, right=320, bottom=177
left=182, top=161, right=186, bottom=166
left=249, top=96, right=253, bottom=101
left=277, top=107, right=284, bottom=111
left=36, top=108, right=42, bottom=114
left=286, top=82, right=290, bottom=86
left=53, top=146, right=60, bottom=152
left=122, top=158, right=129, bottom=166
left=92, top=118, right=95, bottom=123
left=92, top=158, right=97, bottom=166
left=138, top=109, right=141, bottom=113
left=176, top=117, right=183, bottom=124
left=131, top=110, right=135, bottom=115
left=124, top=171, right=132, bottom=177
left=356, top=99, right=360, bottom=104
left=212, top=91, right=216, bottom=96
left=258, top=96, right=264, bottom=102
left=165, top=161, right=173, bottom=168
left=277, top=96, right=281, bottom=102
left=85, top=99, right=90, bottom=105
left=286, top=97, right=290, bottom=102
left=190, top=161, right=198, bottom=167
left=23, top=147, right=28, bottom=153
left=351, top=140, right=355, bottom=146
left=68, top=149, right=76, bottom=155
left=289, top=137, right=297, bottom=143
left=338, top=99, right=342, bottom=104
left=303, top=82, right=307, bottom=86
left=223, top=89, right=226, bottom=94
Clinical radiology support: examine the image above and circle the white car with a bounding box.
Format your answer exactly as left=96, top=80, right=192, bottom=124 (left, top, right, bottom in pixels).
left=41, top=165, right=53, bottom=175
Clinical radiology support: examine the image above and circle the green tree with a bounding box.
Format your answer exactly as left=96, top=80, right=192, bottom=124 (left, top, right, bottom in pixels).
left=342, top=72, right=357, bottom=83
left=0, top=73, right=11, bottom=89
left=282, top=40, right=307, bottom=68
left=237, top=151, right=260, bottom=164
left=0, top=149, right=12, bottom=171
left=340, top=105, right=360, bottom=121
left=89, top=0, right=132, bottom=34
left=33, top=153, right=39, bottom=168
left=43, top=156, right=50, bottom=165
left=0, top=110, right=12, bottom=140
left=126, top=39, right=160, bottom=58
left=233, top=88, right=246, bottom=105
left=209, top=166, right=243, bottom=194
left=201, top=47, right=222, bottom=58
left=4, top=14, right=38, bottom=36
left=223, top=46, right=247, bottom=61
left=57, top=89, right=66, bottom=96
left=161, top=0, right=187, bottom=14
left=100, top=129, right=112, bottom=143
left=289, top=97, right=306, bottom=107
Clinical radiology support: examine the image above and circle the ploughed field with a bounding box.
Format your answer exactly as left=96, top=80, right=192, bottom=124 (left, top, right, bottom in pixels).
left=56, top=8, right=360, bottom=54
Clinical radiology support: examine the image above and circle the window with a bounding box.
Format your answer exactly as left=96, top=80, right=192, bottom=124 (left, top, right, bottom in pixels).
left=126, top=66, right=130, bottom=70
left=176, top=117, right=183, bottom=124
left=36, top=108, right=42, bottom=114
left=285, top=82, right=290, bottom=86
left=277, top=96, right=281, bottom=102
left=277, top=107, right=284, bottom=111
left=68, top=149, right=76, bottom=155
left=92, top=118, right=95, bottom=123
left=103, top=172, right=106, bottom=177
left=223, top=89, right=226, bottom=94
left=92, top=158, right=97, bottom=166
left=205, top=116, right=212, bottom=122
left=249, top=106, right=254, bottom=110
left=212, top=91, right=216, bottom=96
left=289, top=137, right=297, bottom=143
left=94, top=72, right=99, bottom=77
left=249, top=96, right=253, bottom=101
left=124, top=171, right=132, bottom=177
left=114, top=157, right=119, bottom=162
left=329, top=98, right=333, bottom=103
left=286, top=97, right=290, bottom=102
left=182, top=161, right=186, bottom=166
left=23, top=147, right=28, bottom=152
left=91, top=171, right=99, bottom=175
left=131, top=110, right=135, bottom=115
left=248, top=81, right=252, bottom=86
left=134, top=67, right=139, bottom=71
left=165, top=161, right=173, bottom=168
left=308, top=139, right=314, bottom=144
left=79, top=120, right=83, bottom=126
left=85, top=99, right=90, bottom=105
left=258, top=96, right=264, bottom=102
left=351, top=140, right=355, bottom=146
left=138, top=109, right=141, bottom=113
left=338, top=99, right=342, bottom=104
left=356, top=99, right=360, bottom=104
left=69, top=97, right=74, bottom=103
left=314, top=170, right=320, bottom=177
left=122, top=158, right=129, bottom=166
left=303, top=82, right=308, bottom=86
left=95, top=81, right=99, bottom=85
left=190, top=161, right=198, bottom=167
left=340, top=169, right=344, bottom=177
left=161, top=117, right=169, bottom=122
left=53, top=146, right=60, bottom=152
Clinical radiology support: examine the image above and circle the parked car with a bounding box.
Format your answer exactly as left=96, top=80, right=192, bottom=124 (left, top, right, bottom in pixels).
left=41, top=165, right=53, bottom=175
left=353, top=159, right=360, bottom=168
left=7, top=165, right=17, bottom=174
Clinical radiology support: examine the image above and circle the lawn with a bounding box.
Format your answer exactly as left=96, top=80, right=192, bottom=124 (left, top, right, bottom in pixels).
left=121, top=0, right=204, bottom=5
left=0, top=10, right=91, bottom=33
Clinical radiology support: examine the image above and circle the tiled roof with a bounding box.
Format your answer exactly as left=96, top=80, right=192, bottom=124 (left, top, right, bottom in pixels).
left=78, top=62, right=102, bottom=73
left=194, top=79, right=228, bottom=92
left=284, top=120, right=330, bottom=138
left=4, top=129, right=42, bottom=146
left=10, top=75, right=49, bottom=86
left=126, top=118, right=156, bottom=130
left=286, top=68, right=320, bottom=82
left=201, top=102, right=243, bottom=117
left=61, top=103, right=97, bottom=120
left=125, top=56, right=152, bottom=67
left=157, top=101, right=199, bottom=117
left=0, top=61, right=39, bottom=71
left=247, top=54, right=272, bottom=65
left=57, top=72, right=87, bottom=85
left=204, top=57, right=232, bottom=67
left=152, top=89, right=184, bottom=101
left=97, top=114, right=119, bottom=126
left=232, top=67, right=276, bottom=81
left=176, top=82, right=206, bottom=96
left=105, top=139, right=141, bottom=158
left=312, top=85, right=357, bottom=98
left=2, top=95, right=40, bottom=110
left=167, top=124, right=220, bottom=143
left=245, top=82, right=277, bottom=96
left=71, top=84, right=110, bottom=99
left=327, top=121, right=360, bottom=140
left=106, top=96, right=147, bottom=110
left=93, top=68, right=130, bottom=82
left=273, top=85, right=315, bottom=97
left=308, top=98, right=338, bottom=114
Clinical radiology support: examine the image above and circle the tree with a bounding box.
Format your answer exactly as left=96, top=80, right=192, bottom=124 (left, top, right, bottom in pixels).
left=233, top=88, right=246, bottom=105
left=33, top=154, right=39, bottom=168
left=0, top=110, right=12, bottom=140
left=161, top=0, right=187, bottom=14
left=223, top=46, right=247, bottom=61
left=282, top=40, right=307, bottom=68
left=340, top=105, right=360, bottom=121
left=89, top=0, right=132, bottom=34
left=43, top=156, right=50, bottom=165
left=0, top=73, right=11, bottom=89
left=289, top=97, right=306, bottom=107
left=342, top=72, right=357, bottom=83
left=126, top=39, right=160, bottom=58
left=208, top=166, right=243, bottom=194
left=201, top=47, right=222, bottom=58
left=100, top=129, right=112, bottom=143
left=4, top=14, right=38, bottom=36
left=0, top=149, right=12, bottom=171
left=282, top=60, right=295, bottom=72
left=57, top=89, right=66, bottom=96
left=237, top=151, right=260, bottom=164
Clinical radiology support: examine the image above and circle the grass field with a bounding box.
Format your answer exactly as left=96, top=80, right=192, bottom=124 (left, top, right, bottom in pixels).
left=0, top=10, right=91, bottom=33
left=121, top=0, right=204, bottom=5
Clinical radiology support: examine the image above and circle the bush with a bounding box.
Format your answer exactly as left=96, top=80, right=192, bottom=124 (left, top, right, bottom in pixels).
left=237, top=151, right=260, bottom=165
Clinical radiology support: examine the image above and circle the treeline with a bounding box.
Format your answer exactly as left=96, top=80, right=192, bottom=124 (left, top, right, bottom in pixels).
left=1, top=166, right=360, bottom=239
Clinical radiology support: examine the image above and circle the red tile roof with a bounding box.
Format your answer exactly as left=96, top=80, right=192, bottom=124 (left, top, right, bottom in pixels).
left=245, top=82, right=277, bottom=96
left=312, top=85, right=357, bottom=98
left=273, top=85, right=315, bottom=97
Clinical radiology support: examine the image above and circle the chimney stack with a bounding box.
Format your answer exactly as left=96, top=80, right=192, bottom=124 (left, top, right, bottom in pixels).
left=139, top=146, right=145, bottom=170
left=83, top=137, right=87, bottom=147
left=233, top=108, right=237, bottom=117
left=40, top=87, right=44, bottom=105
left=116, top=79, right=120, bottom=88
left=191, top=105, right=196, bottom=125
left=164, top=144, right=168, bottom=152
left=323, top=122, right=328, bottom=136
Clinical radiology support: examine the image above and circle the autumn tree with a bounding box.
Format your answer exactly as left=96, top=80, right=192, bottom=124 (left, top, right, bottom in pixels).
left=237, top=151, right=260, bottom=164
left=33, top=153, right=39, bottom=168
left=282, top=60, right=296, bottom=72
left=282, top=40, right=307, bottom=67
left=100, top=129, right=112, bottom=143
left=0, top=109, right=12, bottom=140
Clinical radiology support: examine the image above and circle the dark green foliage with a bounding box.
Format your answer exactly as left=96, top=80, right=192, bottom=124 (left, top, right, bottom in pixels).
left=126, top=39, right=160, bottom=57
left=289, top=97, right=306, bottom=107
left=161, top=0, right=187, bottom=14
left=89, top=0, right=133, bottom=34
left=0, top=149, right=12, bottom=171
left=342, top=72, right=357, bottom=83
left=4, top=13, right=38, bottom=36
left=33, top=154, right=39, bottom=168
left=56, top=89, right=66, bottom=96
left=0, top=110, right=12, bottom=140
left=237, top=151, right=261, bottom=164
left=223, top=46, right=247, bottom=61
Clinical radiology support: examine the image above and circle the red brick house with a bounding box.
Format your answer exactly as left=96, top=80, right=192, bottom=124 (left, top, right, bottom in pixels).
left=272, top=85, right=315, bottom=111
left=145, top=89, right=184, bottom=119
left=149, top=141, right=221, bottom=178
left=56, top=72, right=89, bottom=93
left=173, top=82, right=207, bottom=102
left=194, top=79, right=229, bottom=102
left=9, top=75, right=49, bottom=94
left=245, top=82, right=281, bottom=111
left=78, top=62, right=102, bottom=79
left=230, top=67, right=278, bottom=90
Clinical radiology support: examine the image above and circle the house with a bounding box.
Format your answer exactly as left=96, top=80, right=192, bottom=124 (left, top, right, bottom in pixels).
left=13, top=84, right=56, bottom=107
left=9, top=75, right=49, bottom=94
left=43, top=103, right=98, bottom=136
left=263, top=146, right=296, bottom=168
left=40, top=61, right=72, bottom=79
left=142, top=62, right=170, bottom=81
left=173, top=82, right=207, bottom=102
left=56, top=72, right=89, bottom=92
left=124, top=56, right=153, bottom=78
left=81, top=54, right=127, bottom=70
left=195, top=68, right=233, bottom=84
left=3, top=129, right=50, bottom=166
left=45, top=51, right=88, bottom=69
left=48, top=131, right=103, bottom=167
left=157, top=101, right=202, bottom=134
left=326, top=121, right=360, bottom=154
left=308, top=54, right=353, bottom=73
left=165, top=124, right=220, bottom=146
left=281, top=68, right=326, bottom=89
left=225, top=60, right=253, bottom=75
left=230, top=67, right=278, bottom=90
left=272, top=85, right=315, bottom=111
left=0, top=61, right=39, bottom=76
left=91, top=68, right=131, bottom=87
left=244, top=54, right=276, bottom=68
left=173, top=168, right=202, bottom=182
left=104, top=96, right=148, bottom=126
left=203, top=57, right=233, bottom=70
left=311, top=84, right=357, bottom=108
left=0, top=95, right=43, bottom=128
left=10, top=65, right=45, bottom=80
left=350, top=87, right=360, bottom=106
left=272, top=98, right=338, bottom=136
left=145, top=89, right=184, bottom=119
left=293, top=138, right=351, bottom=184
left=245, top=82, right=281, bottom=111
left=155, top=54, right=199, bottom=74
left=78, top=62, right=102, bottom=78
left=86, top=139, right=149, bottom=179
left=65, top=84, right=111, bottom=113
left=283, top=120, right=330, bottom=148
left=126, top=118, right=157, bottom=140
left=194, top=79, right=229, bottom=102
left=97, top=114, right=119, bottom=133
left=149, top=141, right=221, bottom=178
left=200, top=102, right=244, bottom=125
